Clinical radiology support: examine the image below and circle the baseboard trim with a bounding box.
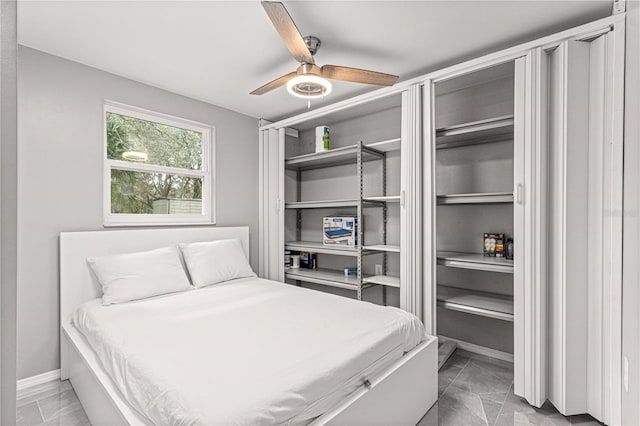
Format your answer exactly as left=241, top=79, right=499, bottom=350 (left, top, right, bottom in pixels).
left=16, top=369, right=61, bottom=398
left=438, top=335, right=514, bottom=363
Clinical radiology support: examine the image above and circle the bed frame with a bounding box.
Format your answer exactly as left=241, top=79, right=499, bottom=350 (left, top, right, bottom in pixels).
left=60, top=227, right=437, bottom=425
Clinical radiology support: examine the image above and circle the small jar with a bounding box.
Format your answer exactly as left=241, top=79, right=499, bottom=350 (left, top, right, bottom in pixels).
left=506, top=239, right=514, bottom=260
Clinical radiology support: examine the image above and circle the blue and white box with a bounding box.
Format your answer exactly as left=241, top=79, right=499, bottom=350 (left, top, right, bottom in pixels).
left=323, top=216, right=357, bottom=246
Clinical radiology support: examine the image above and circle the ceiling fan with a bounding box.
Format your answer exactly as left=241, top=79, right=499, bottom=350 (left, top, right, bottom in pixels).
left=251, top=1, right=399, bottom=99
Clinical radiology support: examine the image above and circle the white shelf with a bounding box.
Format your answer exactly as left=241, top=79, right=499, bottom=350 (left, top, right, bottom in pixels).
left=286, top=199, right=359, bottom=209
left=363, top=244, right=401, bottom=253
left=436, top=192, right=514, bottom=205
left=363, top=275, right=400, bottom=288
left=437, top=251, right=513, bottom=274
left=285, top=241, right=361, bottom=257
left=363, top=195, right=401, bottom=203
left=437, top=286, right=514, bottom=322
left=286, top=198, right=389, bottom=209
left=366, top=138, right=401, bottom=152
left=285, top=143, right=385, bottom=170
left=285, top=268, right=359, bottom=290
left=436, top=115, right=514, bottom=149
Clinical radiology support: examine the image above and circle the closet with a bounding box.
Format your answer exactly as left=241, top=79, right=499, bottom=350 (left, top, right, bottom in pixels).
left=259, top=90, right=422, bottom=314
left=259, top=12, right=625, bottom=424
left=429, top=62, right=517, bottom=364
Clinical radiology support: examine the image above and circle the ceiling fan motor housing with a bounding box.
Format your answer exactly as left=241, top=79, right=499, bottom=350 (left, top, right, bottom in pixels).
left=304, top=36, right=321, bottom=56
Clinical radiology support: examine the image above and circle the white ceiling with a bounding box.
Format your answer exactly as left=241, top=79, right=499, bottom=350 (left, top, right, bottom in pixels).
left=18, top=0, right=612, bottom=121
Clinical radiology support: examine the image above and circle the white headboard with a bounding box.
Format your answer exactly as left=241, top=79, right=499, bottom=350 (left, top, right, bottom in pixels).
left=60, top=226, right=250, bottom=326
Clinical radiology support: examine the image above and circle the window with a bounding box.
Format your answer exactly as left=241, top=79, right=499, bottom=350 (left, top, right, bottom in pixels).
left=104, top=101, right=214, bottom=226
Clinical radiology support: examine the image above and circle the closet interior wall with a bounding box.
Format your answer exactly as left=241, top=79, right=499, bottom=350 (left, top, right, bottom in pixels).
left=283, top=100, right=402, bottom=306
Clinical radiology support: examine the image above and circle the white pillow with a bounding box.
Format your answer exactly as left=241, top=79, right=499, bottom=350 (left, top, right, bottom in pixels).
left=179, top=238, right=256, bottom=288
left=87, top=245, right=191, bottom=305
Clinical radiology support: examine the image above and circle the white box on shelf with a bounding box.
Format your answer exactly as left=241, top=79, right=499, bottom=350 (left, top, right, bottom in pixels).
left=323, top=216, right=357, bottom=246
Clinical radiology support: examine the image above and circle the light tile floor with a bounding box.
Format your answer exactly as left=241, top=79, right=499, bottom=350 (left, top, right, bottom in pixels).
left=16, top=349, right=601, bottom=426
left=16, top=380, right=88, bottom=426
left=418, top=349, right=602, bottom=426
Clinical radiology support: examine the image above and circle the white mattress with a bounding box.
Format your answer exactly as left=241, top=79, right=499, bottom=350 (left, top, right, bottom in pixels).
left=72, top=277, right=425, bottom=425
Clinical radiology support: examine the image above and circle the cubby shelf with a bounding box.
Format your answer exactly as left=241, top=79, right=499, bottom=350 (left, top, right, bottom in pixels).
left=437, top=286, right=514, bottom=322
left=285, top=268, right=359, bottom=290
left=364, top=245, right=401, bottom=253
left=285, top=198, right=389, bottom=209
left=367, top=138, right=401, bottom=152
left=285, top=269, right=401, bottom=290
left=285, top=241, right=401, bottom=257
left=436, top=192, right=514, bottom=205
left=285, top=143, right=385, bottom=171
left=436, top=115, right=514, bottom=149
left=285, top=241, right=362, bottom=257
left=363, top=275, right=400, bottom=288
left=363, top=195, right=401, bottom=203
left=437, top=251, right=514, bottom=274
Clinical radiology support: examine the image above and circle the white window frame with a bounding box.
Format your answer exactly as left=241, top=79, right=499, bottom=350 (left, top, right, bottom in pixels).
left=103, top=100, right=215, bottom=226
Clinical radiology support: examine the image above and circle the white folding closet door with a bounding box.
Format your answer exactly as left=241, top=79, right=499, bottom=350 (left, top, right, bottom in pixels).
left=546, top=29, right=625, bottom=423
left=400, top=85, right=423, bottom=318
left=258, top=128, right=285, bottom=282
left=513, top=51, right=548, bottom=408
left=422, top=80, right=436, bottom=335
left=422, top=57, right=549, bottom=409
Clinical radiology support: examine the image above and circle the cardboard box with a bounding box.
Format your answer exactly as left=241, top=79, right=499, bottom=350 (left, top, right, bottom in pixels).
left=483, top=233, right=505, bottom=257
left=323, top=216, right=357, bottom=246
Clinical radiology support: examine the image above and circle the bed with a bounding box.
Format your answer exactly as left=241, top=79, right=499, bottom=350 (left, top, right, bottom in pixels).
left=60, top=226, right=437, bottom=425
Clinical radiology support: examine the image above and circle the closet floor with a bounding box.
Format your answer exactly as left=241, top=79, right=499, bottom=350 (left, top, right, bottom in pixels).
left=16, top=350, right=600, bottom=426
left=418, top=349, right=601, bottom=426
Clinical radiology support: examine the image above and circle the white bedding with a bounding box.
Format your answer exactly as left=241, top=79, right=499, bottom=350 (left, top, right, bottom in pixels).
left=72, top=277, right=425, bottom=425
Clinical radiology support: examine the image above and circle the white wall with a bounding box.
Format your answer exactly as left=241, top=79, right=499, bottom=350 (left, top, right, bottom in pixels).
left=17, top=47, right=259, bottom=380
left=1, top=0, right=17, bottom=422
left=622, top=1, right=640, bottom=424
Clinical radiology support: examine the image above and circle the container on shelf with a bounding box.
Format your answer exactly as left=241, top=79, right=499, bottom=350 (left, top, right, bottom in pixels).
left=506, top=239, right=514, bottom=260
left=284, top=250, right=291, bottom=268
left=315, top=126, right=330, bottom=152
left=300, top=252, right=317, bottom=269
left=344, top=266, right=357, bottom=277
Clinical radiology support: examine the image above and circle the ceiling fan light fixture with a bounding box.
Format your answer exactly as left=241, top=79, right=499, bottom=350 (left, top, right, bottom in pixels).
left=286, top=74, right=332, bottom=99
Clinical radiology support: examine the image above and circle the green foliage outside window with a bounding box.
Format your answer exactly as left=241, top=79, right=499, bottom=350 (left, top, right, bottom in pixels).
left=107, top=112, right=204, bottom=214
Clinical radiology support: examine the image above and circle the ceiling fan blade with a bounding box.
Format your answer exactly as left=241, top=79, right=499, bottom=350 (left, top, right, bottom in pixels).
left=321, top=65, right=399, bottom=86
left=262, top=1, right=314, bottom=65
left=250, top=71, right=297, bottom=95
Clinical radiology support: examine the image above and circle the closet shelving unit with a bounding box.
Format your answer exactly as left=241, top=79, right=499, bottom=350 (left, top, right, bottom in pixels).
left=435, top=115, right=515, bottom=317
left=284, top=139, right=401, bottom=300
left=434, top=65, right=516, bottom=364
